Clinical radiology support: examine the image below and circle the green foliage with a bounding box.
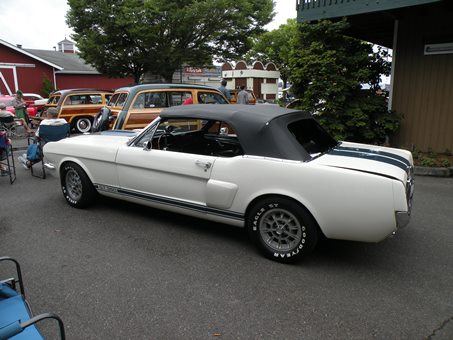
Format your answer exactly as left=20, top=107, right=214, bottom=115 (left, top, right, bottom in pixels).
left=67, top=0, right=274, bottom=82
left=420, top=158, right=437, bottom=167
left=41, top=76, right=55, bottom=97
left=444, top=148, right=452, bottom=156
left=427, top=147, right=437, bottom=159
left=288, top=19, right=398, bottom=144
left=440, top=159, right=451, bottom=168
left=411, top=146, right=420, bottom=160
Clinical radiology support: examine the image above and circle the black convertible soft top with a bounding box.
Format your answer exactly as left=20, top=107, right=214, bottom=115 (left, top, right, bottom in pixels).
left=160, top=105, right=336, bottom=161
left=161, top=104, right=310, bottom=128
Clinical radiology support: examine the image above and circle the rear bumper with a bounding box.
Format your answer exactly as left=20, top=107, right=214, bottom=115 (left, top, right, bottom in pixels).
left=395, top=211, right=411, bottom=229
left=396, top=168, right=414, bottom=229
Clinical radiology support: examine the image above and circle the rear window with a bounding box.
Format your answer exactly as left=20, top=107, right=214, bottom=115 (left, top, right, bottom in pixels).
left=170, top=92, right=192, bottom=106
left=288, top=119, right=337, bottom=156
left=197, top=92, right=228, bottom=104
left=64, top=94, right=102, bottom=105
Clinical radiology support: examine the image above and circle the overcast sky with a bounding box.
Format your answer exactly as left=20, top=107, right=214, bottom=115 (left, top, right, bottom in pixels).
left=0, top=0, right=296, bottom=50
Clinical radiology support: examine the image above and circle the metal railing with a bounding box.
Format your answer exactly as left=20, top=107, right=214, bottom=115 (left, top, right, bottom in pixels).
left=296, top=0, right=441, bottom=21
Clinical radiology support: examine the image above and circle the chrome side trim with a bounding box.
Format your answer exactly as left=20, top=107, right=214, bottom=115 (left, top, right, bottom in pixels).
left=94, top=183, right=245, bottom=221
left=44, top=162, right=56, bottom=170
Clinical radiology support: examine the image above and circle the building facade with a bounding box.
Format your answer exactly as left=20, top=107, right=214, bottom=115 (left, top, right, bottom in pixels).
left=0, top=38, right=134, bottom=96
left=221, top=61, right=280, bottom=101
left=143, top=62, right=281, bottom=101
left=296, top=0, right=453, bottom=152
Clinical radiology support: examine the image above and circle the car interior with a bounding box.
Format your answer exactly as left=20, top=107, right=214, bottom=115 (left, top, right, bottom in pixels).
left=135, top=118, right=243, bottom=157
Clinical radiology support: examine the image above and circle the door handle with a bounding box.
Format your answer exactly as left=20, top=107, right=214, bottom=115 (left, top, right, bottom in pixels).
left=195, top=160, right=212, bottom=171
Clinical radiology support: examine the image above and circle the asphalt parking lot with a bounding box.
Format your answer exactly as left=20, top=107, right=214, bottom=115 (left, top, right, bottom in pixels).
left=1, top=159, right=452, bottom=339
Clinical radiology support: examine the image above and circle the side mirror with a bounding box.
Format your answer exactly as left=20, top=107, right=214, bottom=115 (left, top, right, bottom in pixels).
left=143, top=140, right=152, bottom=151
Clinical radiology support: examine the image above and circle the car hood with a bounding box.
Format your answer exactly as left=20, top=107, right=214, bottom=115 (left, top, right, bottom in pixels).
left=44, top=131, right=136, bottom=163
left=57, top=130, right=136, bottom=146
left=312, top=141, right=413, bottom=182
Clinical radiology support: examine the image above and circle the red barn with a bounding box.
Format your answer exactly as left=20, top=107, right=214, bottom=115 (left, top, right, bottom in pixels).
left=0, top=38, right=134, bottom=96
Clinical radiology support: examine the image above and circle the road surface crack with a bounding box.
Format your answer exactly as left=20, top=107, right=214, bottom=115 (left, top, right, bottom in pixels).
left=426, top=315, right=453, bottom=339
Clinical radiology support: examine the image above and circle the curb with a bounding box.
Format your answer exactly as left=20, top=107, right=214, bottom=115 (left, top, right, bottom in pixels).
left=414, top=166, right=453, bottom=177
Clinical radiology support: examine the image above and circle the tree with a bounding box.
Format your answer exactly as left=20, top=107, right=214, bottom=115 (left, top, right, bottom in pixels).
left=289, top=19, right=399, bottom=144
left=41, top=76, right=55, bottom=97
left=246, top=19, right=298, bottom=100
left=67, top=0, right=274, bottom=83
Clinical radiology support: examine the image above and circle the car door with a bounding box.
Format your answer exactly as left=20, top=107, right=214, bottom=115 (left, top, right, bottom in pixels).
left=115, top=118, right=217, bottom=207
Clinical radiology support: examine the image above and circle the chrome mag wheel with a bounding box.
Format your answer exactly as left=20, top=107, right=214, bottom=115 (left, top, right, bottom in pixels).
left=259, top=208, right=303, bottom=252
left=65, top=169, right=83, bottom=202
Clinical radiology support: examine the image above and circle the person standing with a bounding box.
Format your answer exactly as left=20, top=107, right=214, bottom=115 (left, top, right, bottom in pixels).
left=237, top=85, right=249, bottom=105
left=12, top=90, right=29, bottom=124
left=218, top=80, right=232, bottom=101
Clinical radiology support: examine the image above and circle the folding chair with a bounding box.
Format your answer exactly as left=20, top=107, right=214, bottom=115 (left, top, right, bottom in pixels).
left=0, top=116, right=25, bottom=139
left=0, top=131, right=16, bottom=184
left=27, top=123, right=70, bottom=179
left=0, top=257, right=66, bottom=339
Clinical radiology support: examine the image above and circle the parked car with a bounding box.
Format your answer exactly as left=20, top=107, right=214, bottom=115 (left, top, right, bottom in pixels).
left=228, top=89, right=257, bottom=105
left=43, top=89, right=113, bottom=133
left=22, top=93, right=48, bottom=113
left=101, top=84, right=229, bottom=131
left=256, top=99, right=280, bottom=107
left=44, top=105, right=414, bottom=263
left=0, top=95, right=38, bottom=117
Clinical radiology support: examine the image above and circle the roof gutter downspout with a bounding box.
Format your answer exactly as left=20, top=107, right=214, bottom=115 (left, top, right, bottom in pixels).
left=388, top=19, right=398, bottom=112
left=53, top=68, right=57, bottom=91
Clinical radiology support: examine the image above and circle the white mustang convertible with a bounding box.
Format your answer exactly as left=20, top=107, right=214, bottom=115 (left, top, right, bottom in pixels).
left=44, top=105, right=414, bottom=262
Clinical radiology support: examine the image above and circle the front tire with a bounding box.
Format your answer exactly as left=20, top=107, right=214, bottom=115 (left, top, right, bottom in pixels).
left=247, top=197, right=318, bottom=263
left=75, top=117, right=92, bottom=133
left=61, top=162, right=97, bottom=208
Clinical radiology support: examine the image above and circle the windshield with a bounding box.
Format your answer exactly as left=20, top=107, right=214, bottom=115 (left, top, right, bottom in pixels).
left=108, top=92, right=128, bottom=107
left=47, top=96, right=60, bottom=105
left=128, top=117, right=161, bottom=147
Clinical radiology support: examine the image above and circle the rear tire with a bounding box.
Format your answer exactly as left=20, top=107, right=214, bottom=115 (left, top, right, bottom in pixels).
left=75, top=117, right=92, bottom=133
left=247, top=197, right=318, bottom=263
left=61, top=162, right=97, bottom=208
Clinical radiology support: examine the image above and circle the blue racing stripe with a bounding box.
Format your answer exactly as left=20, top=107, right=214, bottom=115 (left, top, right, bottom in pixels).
left=328, top=147, right=409, bottom=171
left=336, top=145, right=411, bottom=167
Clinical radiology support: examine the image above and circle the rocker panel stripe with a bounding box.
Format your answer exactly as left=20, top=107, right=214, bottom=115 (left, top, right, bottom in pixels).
left=94, top=184, right=244, bottom=221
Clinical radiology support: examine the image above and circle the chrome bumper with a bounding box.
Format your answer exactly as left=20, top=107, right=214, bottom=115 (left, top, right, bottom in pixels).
left=44, top=162, right=56, bottom=171
left=395, top=211, right=411, bottom=229
left=396, top=168, right=415, bottom=229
